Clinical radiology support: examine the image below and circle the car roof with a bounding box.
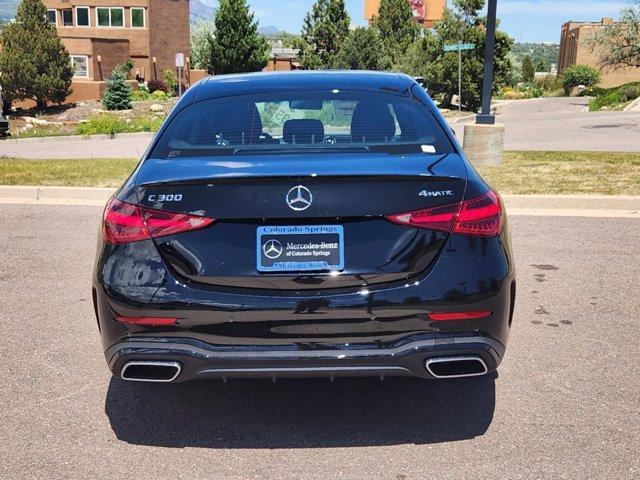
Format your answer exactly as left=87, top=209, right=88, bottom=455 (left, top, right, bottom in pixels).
left=192, top=70, right=416, bottom=101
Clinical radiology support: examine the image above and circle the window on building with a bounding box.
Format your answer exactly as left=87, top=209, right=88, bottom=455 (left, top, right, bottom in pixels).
left=46, top=9, right=56, bottom=24
left=76, top=7, right=89, bottom=27
left=96, top=7, right=124, bottom=27
left=131, top=7, right=145, bottom=28
left=62, top=9, right=73, bottom=27
left=70, top=55, right=89, bottom=78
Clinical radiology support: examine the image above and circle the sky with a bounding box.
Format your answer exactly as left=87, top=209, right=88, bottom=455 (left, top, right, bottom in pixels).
left=202, top=0, right=634, bottom=43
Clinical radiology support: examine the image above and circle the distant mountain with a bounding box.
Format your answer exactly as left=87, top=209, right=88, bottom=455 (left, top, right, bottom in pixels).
left=258, top=25, right=282, bottom=36
left=190, top=0, right=215, bottom=22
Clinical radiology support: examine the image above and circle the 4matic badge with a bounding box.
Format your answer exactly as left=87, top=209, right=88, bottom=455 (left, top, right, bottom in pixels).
left=419, top=190, right=454, bottom=198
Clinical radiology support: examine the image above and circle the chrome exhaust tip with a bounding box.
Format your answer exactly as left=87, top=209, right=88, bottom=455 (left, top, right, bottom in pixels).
left=120, top=361, right=181, bottom=383
left=425, top=356, right=488, bottom=379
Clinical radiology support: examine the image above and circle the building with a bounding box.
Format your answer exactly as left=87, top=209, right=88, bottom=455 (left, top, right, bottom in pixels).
left=558, top=18, right=640, bottom=88
left=43, top=0, right=190, bottom=101
left=364, top=0, right=446, bottom=28
left=264, top=48, right=300, bottom=72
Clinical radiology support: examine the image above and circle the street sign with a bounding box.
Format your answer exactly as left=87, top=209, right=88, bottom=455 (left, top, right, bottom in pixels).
left=443, top=44, right=475, bottom=112
left=175, top=53, right=185, bottom=97
left=444, top=43, right=475, bottom=52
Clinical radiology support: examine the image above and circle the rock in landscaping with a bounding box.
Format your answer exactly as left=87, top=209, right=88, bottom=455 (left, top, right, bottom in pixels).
left=22, top=116, right=50, bottom=125
left=149, top=104, right=164, bottom=113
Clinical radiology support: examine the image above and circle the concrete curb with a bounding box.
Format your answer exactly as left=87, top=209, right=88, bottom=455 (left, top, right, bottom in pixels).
left=1, top=186, right=639, bottom=217
left=0, top=131, right=155, bottom=144
left=0, top=186, right=114, bottom=206
left=623, top=97, right=640, bottom=112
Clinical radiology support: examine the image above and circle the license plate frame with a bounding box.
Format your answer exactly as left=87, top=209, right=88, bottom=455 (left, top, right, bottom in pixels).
left=256, top=225, right=344, bottom=273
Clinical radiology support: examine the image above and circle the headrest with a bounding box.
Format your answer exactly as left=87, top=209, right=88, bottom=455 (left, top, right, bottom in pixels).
left=283, top=119, right=325, bottom=144
left=215, top=102, right=263, bottom=145
left=351, top=101, right=396, bottom=143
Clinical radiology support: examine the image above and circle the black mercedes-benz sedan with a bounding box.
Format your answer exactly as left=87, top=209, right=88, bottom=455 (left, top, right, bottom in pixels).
left=93, top=71, right=515, bottom=383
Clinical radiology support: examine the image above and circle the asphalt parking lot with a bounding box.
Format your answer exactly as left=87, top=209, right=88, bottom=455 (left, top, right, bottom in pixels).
left=1, top=204, right=639, bottom=479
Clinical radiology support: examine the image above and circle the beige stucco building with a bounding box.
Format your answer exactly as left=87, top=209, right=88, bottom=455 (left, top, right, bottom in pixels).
left=43, top=0, right=191, bottom=100
left=558, top=18, right=640, bottom=88
left=365, top=0, right=446, bottom=28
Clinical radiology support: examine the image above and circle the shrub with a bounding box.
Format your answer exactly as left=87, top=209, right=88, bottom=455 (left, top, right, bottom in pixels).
left=75, top=113, right=163, bottom=136
left=618, top=84, right=640, bottom=102
left=147, top=79, right=168, bottom=94
left=76, top=114, right=127, bottom=136
left=130, top=89, right=151, bottom=101
left=114, top=59, right=135, bottom=79
left=151, top=90, right=169, bottom=100
left=163, top=70, right=178, bottom=95
left=561, top=65, right=600, bottom=95
left=102, top=71, right=132, bottom=110
left=587, top=82, right=640, bottom=111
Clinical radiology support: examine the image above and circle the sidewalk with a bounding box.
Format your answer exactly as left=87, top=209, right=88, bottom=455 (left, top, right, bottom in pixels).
left=1, top=186, right=638, bottom=218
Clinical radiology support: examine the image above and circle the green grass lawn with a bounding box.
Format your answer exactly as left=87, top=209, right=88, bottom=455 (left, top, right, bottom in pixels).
left=476, top=151, right=640, bottom=195
left=1, top=151, right=639, bottom=195
left=0, top=158, right=138, bottom=188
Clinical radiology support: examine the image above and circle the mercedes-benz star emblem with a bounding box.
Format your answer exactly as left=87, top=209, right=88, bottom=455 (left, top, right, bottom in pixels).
left=286, top=185, right=313, bottom=211
left=263, top=239, right=283, bottom=259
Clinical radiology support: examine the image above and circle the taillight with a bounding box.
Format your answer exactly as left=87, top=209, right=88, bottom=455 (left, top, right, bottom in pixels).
left=103, top=198, right=214, bottom=244
left=427, top=310, right=492, bottom=321
left=386, top=190, right=503, bottom=237
left=115, top=316, right=178, bottom=326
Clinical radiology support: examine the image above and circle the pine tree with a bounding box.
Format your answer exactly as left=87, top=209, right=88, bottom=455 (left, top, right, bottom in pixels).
left=209, top=0, right=270, bottom=75
left=299, top=0, right=350, bottom=69
left=102, top=71, right=132, bottom=110
left=334, top=27, right=391, bottom=71
left=395, top=0, right=513, bottom=111
left=0, top=0, right=73, bottom=109
left=522, top=55, right=535, bottom=83
left=372, top=0, right=420, bottom=63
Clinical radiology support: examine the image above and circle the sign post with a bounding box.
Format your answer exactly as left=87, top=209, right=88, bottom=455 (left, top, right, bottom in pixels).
left=175, top=53, right=185, bottom=97
left=443, top=43, right=475, bottom=112
left=477, top=0, right=498, bottom=124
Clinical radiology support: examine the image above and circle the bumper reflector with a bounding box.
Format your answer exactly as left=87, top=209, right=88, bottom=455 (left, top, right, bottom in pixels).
left=115, top=316, right=178, bottom=326
left=427, top=310, right=492, bottom=321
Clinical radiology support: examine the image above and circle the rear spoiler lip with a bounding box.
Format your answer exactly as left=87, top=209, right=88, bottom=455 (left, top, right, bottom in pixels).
left=137, top=173, right=464, bottom=188
left=134, top=153, right=467, bottom=187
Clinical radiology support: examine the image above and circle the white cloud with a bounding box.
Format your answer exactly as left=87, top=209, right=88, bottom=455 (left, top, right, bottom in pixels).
left=500, top=0, right=629, bottom=16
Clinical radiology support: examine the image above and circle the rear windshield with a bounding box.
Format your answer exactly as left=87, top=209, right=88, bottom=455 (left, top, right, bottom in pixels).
left=150, top=90, right=454, bottom=158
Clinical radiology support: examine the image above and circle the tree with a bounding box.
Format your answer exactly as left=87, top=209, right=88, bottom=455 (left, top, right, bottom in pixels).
left=334, top=27, right=391, bottom=71
left=0, top=0, right=73, bottom=109
left=191, top=18, right=215, bottom=72
left=371, top=0, right=420, bottom=63
left=521, top=55, right=535, bottom=82
left=208, top=0, right=269, bottom=75
left=535, top=58, right=548, bottom=73
left=396, top=0, right=513, bottom=111
left=561, top=65, right=600, bottom=95
left=588, top=1, right=640, bottom=69
left=298, top=0, right=350, bottom=69
left=102, top=70, right=132, bottom=110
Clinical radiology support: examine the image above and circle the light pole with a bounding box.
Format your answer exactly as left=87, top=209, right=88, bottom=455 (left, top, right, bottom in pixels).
left=476, top=0, right=498, bottom=125
left=463, top=0, right=504, bottom=166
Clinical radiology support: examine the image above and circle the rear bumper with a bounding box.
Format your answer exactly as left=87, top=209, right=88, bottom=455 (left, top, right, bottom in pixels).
left=107, top=335, right=505, bottom=382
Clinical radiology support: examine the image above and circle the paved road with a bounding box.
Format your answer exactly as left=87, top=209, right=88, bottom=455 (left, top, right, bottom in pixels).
left=3, top=97, right=639, bottom=159
left=0, top=132, right=154, bottom=160
left=1, top=204, right=639, bottom=479
left=452, top=97, right=640, bottom=151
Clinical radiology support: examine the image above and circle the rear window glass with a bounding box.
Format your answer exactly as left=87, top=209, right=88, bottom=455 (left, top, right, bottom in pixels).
left=150, top=90, right=454, bottom=158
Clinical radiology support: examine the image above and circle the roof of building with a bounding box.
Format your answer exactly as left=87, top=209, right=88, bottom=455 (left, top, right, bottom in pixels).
left=193, top=71, right=416, bottom=101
